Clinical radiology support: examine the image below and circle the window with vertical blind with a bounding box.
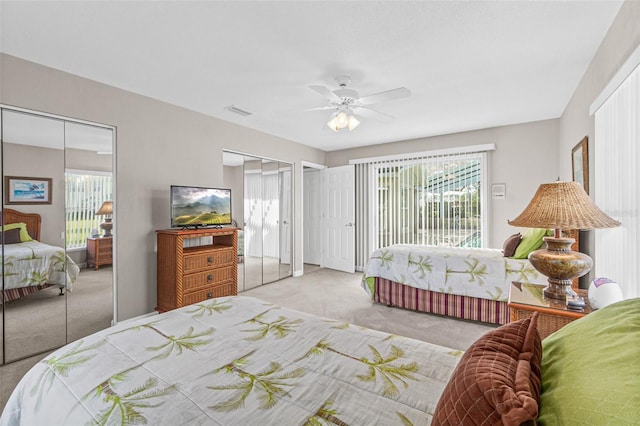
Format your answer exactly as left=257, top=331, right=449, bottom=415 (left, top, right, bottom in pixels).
left=65, top=170, right=113, bottom=249
left=352, top=144, right=493, bottom=270
left=592, top=51, right=640, bottom=300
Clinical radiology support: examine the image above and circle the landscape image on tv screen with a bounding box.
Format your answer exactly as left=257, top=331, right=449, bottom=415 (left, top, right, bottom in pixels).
left=171, top=186, right=231, bottom=227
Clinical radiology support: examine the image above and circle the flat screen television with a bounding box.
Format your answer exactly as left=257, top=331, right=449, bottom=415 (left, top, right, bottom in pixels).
left=170, top=185, right=232, bottom=228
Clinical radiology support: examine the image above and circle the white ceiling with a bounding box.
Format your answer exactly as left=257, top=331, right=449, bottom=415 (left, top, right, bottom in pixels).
left=0, top=1, right=623, bottom=152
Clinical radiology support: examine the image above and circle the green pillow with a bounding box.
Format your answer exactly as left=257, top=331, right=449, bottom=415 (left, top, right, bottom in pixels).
left=512, top=228, right=549, bottom=259
left=0, top=222, right=33, bottom=242
left=538, top=298, right=640, bottom=425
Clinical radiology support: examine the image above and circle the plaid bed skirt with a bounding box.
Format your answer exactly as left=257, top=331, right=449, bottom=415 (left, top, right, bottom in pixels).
left=2, top=284, right=56, bottom=303
left=374, top=277, right=509, bottom=325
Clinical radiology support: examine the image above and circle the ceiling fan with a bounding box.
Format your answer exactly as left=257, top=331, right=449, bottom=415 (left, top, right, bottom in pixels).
left=307, top=75, right=411, bottom=132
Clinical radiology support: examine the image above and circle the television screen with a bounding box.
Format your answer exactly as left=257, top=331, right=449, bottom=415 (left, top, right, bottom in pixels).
left=171, top=185, right=232, bottom=227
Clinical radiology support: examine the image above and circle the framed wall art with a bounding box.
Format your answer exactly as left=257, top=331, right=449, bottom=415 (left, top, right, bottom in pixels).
left=572, top=136, right=589, bottom=194
left=4, top=176, right=53, bottom=205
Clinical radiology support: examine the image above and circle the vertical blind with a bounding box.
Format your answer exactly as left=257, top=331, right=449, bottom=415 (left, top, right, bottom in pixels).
left=353, top=147, right=490, bottom=271
left=594, top=62, right=640, bottom=299
left=65, top=170, right=113, bottom=249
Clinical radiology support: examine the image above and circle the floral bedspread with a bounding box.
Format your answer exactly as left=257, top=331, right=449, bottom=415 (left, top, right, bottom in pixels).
left=1, top=240, right=79, bottom=291
left=1, top=296, right=463, bottom=426
left=362, top=244, right=546, bottom=302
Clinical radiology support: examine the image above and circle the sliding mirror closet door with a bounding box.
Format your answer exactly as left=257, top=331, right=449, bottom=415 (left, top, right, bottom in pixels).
left=243, top=158, right=264, bottom=290
left=262, top=160, right=280, bottom=284
left=64, top=121, right=114, bottom=343
left=1, top=109, right=67, bottom=362
left=222, top=152, right=293, bottom=291
left=1, top=106, right=115, bottom=364
left=279, top=162, right=292, bottom=280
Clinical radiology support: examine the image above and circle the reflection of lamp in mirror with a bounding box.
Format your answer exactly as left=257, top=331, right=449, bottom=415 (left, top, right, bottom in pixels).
left=95, top=201, right=113, bottom=237
left=508, top=182, right=620, bottom=300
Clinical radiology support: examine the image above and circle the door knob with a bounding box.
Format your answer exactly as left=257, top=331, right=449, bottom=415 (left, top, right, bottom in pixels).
left=345, top=222, right=354, bottom=227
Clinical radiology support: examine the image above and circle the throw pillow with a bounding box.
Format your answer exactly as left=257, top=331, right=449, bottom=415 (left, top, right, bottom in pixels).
left=2, top=228, right=22, bottom=244
left=502, top=233, right=522, bottom=257
left=512, top=228, right=549, bottom=259
left=538, top=298, right=640, bottom=425
left=0, top=222, right=33, bottom=242
left=432, top=313, right=542, bottom=426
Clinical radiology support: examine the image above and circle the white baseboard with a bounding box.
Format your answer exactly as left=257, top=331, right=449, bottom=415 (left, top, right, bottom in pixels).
left=293, top=269, right=303, bottom=277
left=113, top=310, right=159, bottom=326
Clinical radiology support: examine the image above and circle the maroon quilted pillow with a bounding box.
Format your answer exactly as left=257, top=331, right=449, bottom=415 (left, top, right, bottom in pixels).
left=2, top=228, right=21, bottom=244
left=432, top=313, right=542, bottom=426
left=502, top=233, right=522, bottom=257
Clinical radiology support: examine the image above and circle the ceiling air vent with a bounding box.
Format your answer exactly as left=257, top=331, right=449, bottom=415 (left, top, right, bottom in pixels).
left=225, top=105, right=253, bottom=117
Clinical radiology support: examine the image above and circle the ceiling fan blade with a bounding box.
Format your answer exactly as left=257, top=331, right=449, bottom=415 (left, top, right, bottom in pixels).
left=353, top=106, right=394, bottom=120
left=358, top=87, right=411, bottom=105
left=303, top=105, right=335, bottom=112
left=309, top=85, right=342, bottom=103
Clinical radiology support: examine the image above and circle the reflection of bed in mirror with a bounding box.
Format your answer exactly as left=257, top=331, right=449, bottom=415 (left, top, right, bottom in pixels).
left=2, top=208, right=79, bottom=302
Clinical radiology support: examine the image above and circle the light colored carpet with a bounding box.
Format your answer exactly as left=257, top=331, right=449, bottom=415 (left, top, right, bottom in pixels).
left=1, top=266, right=495, bottom=414
left=244, top=267, right=495, bottom=350
left=1, top=267, right=113, bottom=412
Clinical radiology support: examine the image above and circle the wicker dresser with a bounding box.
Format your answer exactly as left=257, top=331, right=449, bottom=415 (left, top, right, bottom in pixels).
left=156, top=227, right=238, bottom=312
left=508, top=282, right=592, bottom=339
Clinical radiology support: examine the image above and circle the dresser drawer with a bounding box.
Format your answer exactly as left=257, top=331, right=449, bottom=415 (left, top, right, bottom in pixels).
left=182, top=281, right=237, bottom=306
left=183, top=248, right=234, bottom=273
left=183, top=266, right=235, bottom=292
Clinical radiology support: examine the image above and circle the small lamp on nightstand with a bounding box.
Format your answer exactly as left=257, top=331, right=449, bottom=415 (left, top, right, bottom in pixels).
left=95, top=200, right=113, bottom=237
left=508, top=182, right=620, bottom=300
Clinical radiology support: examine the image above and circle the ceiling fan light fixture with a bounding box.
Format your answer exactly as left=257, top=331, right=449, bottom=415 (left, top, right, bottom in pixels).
left=335, top=111, right=349, bottom=128
left=348, top=115, right=360, bottom=131
left=326, top=116, right=339, bottom=132
left=327, top=110, right=359, bottom=132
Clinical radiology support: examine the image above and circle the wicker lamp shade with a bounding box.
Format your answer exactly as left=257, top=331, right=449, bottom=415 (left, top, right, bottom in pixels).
left=509, top=181, right=620, bottom=300
left=96, top=201, right=113, bottom=237
left=508, top=182, right=620, bottom=230
left=95, top=201, right=113, bottom=216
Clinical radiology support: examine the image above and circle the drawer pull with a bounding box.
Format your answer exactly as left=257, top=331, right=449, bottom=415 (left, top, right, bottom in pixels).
left=207, top=256, right=213, bottom=264
left=207, top=274, right=213, bottom=282
left=207, top=292, right=213, bottom=298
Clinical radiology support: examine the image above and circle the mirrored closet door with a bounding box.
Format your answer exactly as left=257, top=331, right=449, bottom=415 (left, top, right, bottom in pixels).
left=223, top=152, right=293, bottom=292
left=1, top=106, right=115, bottom=364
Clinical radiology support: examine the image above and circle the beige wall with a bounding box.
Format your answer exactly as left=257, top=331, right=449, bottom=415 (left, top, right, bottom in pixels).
left=557, top=0, right=640, bottom=285
left=1, top=53, right=326, bottom=321
left=66, top=148, right=112, bottom=172
left=326, top=119, right=560, bottom=248
left=2, top=143, right=65, bottom=245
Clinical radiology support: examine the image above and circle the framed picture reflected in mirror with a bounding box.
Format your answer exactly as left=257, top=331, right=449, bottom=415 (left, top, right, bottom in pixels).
left=4, top=176, right=53, bottom=205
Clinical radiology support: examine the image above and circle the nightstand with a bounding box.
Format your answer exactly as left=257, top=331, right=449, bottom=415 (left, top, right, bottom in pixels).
left=87, top=236, right=113, bottom=270
left=508, top=282, right=592, bottom=339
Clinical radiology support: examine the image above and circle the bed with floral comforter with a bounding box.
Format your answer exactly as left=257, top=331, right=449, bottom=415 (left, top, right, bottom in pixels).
left=1, top=295, right=463, bottom=425
left=362, top=244, right=547, bottom=324
left=2, top=240, right=80, bottom=302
